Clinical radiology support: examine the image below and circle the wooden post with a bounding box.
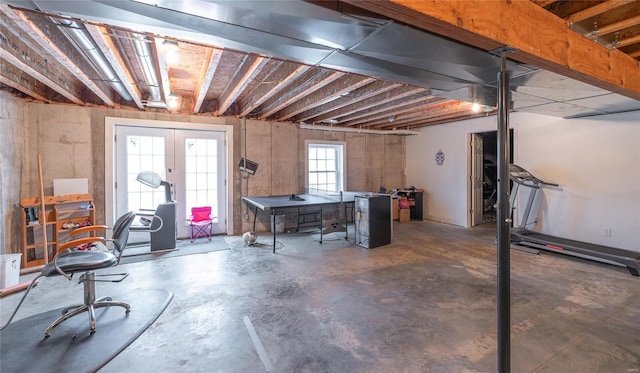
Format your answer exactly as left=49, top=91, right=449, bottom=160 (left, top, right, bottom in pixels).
left=37, top=155, right=48, bottom=263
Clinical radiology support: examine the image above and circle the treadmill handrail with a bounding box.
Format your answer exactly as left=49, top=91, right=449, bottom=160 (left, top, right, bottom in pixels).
left=509, top=164, right=559, bottom=187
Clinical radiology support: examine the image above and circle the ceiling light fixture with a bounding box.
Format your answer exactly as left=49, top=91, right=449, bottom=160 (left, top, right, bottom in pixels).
left=163, top=39, right=180, bottom=65
left=167, top=92, right=179, bottom=109
left=162, top=39, right=180, bottom=51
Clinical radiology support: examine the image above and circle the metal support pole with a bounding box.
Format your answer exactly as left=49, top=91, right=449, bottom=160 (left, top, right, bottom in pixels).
left=496, top=51, right=512, bottom=373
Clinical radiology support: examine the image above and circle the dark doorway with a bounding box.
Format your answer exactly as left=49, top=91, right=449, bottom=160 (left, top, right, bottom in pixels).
left=478, top=129, right=514, bottom=224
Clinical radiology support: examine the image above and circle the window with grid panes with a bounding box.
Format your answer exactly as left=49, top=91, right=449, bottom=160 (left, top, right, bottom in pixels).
left=306, top=142, right=345, bottom=192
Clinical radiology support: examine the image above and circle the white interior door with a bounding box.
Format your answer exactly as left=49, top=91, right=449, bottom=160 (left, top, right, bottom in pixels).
left=115, top=125, right=226, bottom=240
left=471, top=133, right=484, bottom=226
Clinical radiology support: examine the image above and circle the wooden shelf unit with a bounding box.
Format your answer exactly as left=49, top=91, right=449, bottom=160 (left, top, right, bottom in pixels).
left=20, top=194, right=96, bottom=268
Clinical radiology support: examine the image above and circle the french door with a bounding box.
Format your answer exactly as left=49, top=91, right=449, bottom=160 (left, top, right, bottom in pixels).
left=115, top=125, right=227, bottom=239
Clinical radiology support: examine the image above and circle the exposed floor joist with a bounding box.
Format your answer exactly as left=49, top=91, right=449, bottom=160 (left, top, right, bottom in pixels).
left=346, top=0, right=640, bottom=100
left=85, top=24, right=143, bottom=109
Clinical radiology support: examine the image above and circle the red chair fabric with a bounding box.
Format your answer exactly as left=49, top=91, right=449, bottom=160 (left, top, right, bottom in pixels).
left=187, top=206, right=214, bottom=242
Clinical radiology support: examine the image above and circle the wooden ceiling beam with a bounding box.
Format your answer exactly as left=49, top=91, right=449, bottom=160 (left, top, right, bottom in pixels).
left=84, top=24, right=143, bottom=108
left=193, top=48, right=223, bottom=114
left=345, top=0, right=640, bottom=100
left=6, top=8, right=117, bottom=105
left=258, top=70, right=345, bottom=120
left=594, top=15, right=640, bottom=37
left=377, top=104, right=481, bottom=130
left=216, top=55, right=268, bottom=116
left=0, top=20, right=85, bottom=104
left=237, top=62, right=309, bottom=117
left=364, top=99, right=458, bottom=128
left=273, top=76, right=375, bottom=121
left=619, top=34, right=640, bottom=48
left=150, top=35, right=172, bottom=109
left=296, top=81, right=403, bottom=123
left=403, top=111, right=494, bottom=130
left=0, top=58, right=52, bottom=102
left=630, top=49, right=640, bottom=58
left=530, top=0, right=557, bottom=8
left=312, top=86, right=428, bottom=124
left=341, top=92, right=434, bottom=126
left=566, top=0, right=635, bottom=24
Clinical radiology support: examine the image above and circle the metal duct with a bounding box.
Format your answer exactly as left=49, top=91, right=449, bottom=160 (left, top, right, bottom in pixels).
left=57, top=20, right=133, bottom=102
left=132, top=34, right=163, bottom=104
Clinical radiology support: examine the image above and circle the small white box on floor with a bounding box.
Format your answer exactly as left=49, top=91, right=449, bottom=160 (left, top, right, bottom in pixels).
left=0, top=253, right=21, bottom=289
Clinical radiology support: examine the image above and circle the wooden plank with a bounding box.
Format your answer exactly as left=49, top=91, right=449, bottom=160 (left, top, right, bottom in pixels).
left=216, top=55, right=268, bottom=116
left=20, top=193, right=93, bottom=207
left=342, top=92, right=436, bottom=126
left=37, top=155, right=48, bottom=264
left=0, top=58, right=51, bottom=102
left=85, top=24, right=144, bottom=108
left=0, top=20, right=85, bottom=104
left=296, top=81, right=403, bottom=123
left=566, top=0, right=636, bottom=24
left=619, top=34, right=640, bottom=48
left=193, top=48, right=223, bottom=113
left=345, top=0, right=640, bottom=100
left=0, top=280, right=37, bottom=297
left=238, top=63, right=309, bottom=117
left=273, top=76, right=376, bottom=121
left=530, top=0, right=557, bottom=8
left=6, top=8, right=116, bottom=105
left=593, top=15, right=640, bottom=37
left=258, top=71, right=345, bottom=120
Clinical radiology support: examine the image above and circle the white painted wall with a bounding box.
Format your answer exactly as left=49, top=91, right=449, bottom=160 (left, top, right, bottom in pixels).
left=406, top=114, right=499, bottom=227
left=406, top=111, right=640, bottom=252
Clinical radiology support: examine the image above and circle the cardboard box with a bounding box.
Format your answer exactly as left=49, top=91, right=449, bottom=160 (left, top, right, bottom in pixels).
left=392, top=199, right=399, bottom=220
left=399, top=208, right=410, bottom=223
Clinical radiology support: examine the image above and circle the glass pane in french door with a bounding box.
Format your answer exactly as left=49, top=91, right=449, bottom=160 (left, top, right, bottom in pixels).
left=126, top=134, right=168, bottom=211
left=184, top=137, right=218, bottom=225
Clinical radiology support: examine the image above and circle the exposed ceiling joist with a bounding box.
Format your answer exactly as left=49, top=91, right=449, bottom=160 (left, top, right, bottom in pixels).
left=258, top=70, right=345, bottom=120
left=0, top=20, right=84, bottom=104
left=237, top=62, right=309, bottom=117
left=565, top=0, right=635, bottom=24
left=1, top=0, right=638, bottom=130
left=346, top=0, right=640, bottom=100
left=84, top=24, right=143, bottom=108
left=310, top=86, right=428, bottom=124
left=216, top=55, right=268, bottom=116
left=3, top=7, right=117, bottom=106
left=342, top=95, right=440, bottom=127
left=274, top=76, right=376, bottom=121
left=593, top=15, right=640, bottom=37
left=296, top=81, right=403, bottom=123
left=193, top=48, right=223, bottom=114
left=0, top=59, right=52, bottom=103
left=619, top=34, right=640, bottom=48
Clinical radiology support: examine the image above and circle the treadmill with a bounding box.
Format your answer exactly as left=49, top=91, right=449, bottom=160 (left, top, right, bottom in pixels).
left=509, top=164, right=640, bottom=277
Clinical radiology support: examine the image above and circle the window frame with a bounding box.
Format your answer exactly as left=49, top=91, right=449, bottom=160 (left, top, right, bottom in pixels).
left=305, top=140, right=346, bottom=192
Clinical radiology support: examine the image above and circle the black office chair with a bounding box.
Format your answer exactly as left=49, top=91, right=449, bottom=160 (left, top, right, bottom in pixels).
left=0, top=211, right=136, bottom=337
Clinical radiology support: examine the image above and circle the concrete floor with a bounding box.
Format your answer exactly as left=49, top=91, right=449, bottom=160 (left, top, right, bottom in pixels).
left=2, top=220, right=639, bottom=372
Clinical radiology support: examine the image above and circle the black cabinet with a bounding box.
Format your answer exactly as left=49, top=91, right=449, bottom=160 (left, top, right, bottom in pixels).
left=354, top=195, right=391, bottom=249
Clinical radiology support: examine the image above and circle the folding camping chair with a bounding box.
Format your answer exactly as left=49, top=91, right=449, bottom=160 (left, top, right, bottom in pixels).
left=186, top=206, right=214, bottom=242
